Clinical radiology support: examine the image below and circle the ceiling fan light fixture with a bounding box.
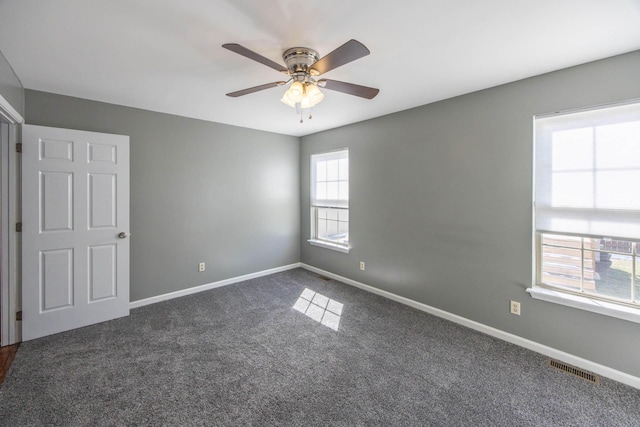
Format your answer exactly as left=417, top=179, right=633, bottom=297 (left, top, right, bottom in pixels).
left=281, top=82, right=324, bottom=109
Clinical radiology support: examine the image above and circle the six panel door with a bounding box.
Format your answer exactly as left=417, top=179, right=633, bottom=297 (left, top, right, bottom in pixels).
left=22, top=124, right=130, bottom=341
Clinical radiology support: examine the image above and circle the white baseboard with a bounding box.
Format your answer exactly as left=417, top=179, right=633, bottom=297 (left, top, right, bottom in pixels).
left=300, top=263, right=640, bottom=390
left=129, top=263, right=301, bottom=309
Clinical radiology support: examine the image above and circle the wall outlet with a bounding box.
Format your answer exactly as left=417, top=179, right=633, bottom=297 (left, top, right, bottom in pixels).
left=198, top=262, right=205, bottom=272
left=510, top=300, right=521, bottom=315
left=360, top=261, right=365, bottom=271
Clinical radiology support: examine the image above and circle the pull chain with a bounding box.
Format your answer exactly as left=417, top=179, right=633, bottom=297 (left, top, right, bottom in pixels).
left=297, top=108, right=314, bottom=123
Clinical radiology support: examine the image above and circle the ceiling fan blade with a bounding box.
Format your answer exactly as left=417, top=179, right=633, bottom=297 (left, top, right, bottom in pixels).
left=222, top=43, right=288, bottom=73
left=310, top=40, right=370, bottom=75
left=226, top=81, right=286, bottom=97
left=317, top=79, right=379, bottom=99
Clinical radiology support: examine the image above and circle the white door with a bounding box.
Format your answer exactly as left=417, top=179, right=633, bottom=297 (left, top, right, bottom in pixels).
left=22, top=125, right=130, bottom=341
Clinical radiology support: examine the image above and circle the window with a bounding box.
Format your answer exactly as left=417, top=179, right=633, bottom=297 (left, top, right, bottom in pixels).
left=532, top=101, right=640, bottom=317
left=309, top=149, right=349, bottom=252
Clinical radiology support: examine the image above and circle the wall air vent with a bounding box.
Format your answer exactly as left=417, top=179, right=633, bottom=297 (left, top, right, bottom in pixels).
left=547, top=358, right=600, bottom=384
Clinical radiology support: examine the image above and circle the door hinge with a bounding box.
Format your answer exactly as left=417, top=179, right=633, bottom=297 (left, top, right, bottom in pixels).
left=16, top=311, right=22, bottom=321
left=16, top=222, right=22, bottom=232
left=16, top=142, right=22, bottom=153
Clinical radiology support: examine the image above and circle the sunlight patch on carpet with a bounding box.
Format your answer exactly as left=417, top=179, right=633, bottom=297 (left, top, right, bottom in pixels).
left=293, top=288, right=343, bottom=331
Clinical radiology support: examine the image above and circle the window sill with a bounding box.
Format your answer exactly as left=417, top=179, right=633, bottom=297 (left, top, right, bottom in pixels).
left=526, top=286, right=640, bottom=324
left=307, top=239, right=350, bottom=254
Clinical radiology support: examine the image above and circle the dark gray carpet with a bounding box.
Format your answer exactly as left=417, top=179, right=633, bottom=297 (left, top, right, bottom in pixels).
left=1, top=268, right=639, bottom=426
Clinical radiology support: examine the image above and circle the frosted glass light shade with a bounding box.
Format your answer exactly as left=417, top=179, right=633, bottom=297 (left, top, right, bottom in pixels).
left=288, top=81, right=304, bottom=102
left=304, top=84, right=324, bottom=108
left=280, top=91, right=297, bottom=107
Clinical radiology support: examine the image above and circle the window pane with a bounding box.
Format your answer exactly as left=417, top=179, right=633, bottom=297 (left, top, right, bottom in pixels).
left=596, top=121, right=640, bottom=169
left=551, top=127, right=593, bottom=171
left=338, top=209, right=349, bottom=222
left=327, top=159, right=339, bottom=181
left=317, top=208, right=328, bottom=220
left=595, top=170, right=640, bottom=209
left=542, top=234, right=582, bottom=249
left=317, top=218, right=327, bottom=238
left=327, top=182, right=339, bottom=200
left=338, top=221, right=349, bottom=234
left=541, top=245, right=582, bottom=290
left=339, top=158, right=348, bottom=180
left=316, top=182, right=327, bottom=200
left=339, top=181, right=349, bottom=201
left=316, top=161, right=327, bottom=181
left=551, top=171, right=593, bottom=207
left=327, top=219, right=338, bottom=238
left=585, top=251, right=632, bottom=300
left=327, top=209, right=338, bottom=221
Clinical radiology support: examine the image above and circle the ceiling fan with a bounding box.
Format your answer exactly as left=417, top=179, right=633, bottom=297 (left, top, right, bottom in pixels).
left=222, top=39, right=379, bottom=122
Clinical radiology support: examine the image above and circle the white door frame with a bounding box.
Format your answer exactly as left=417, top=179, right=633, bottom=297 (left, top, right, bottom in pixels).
left=0, top=93, right=24, bottom=346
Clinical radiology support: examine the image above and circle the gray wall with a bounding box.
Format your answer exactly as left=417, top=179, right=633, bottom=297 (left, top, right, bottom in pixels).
left=301, top=50, right=640, bottom=377
left=0, top=49, right=24, bottom=118
left=26, top=90, right=300, bottom=301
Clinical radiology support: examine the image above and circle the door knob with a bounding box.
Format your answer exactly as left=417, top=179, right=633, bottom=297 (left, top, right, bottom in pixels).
left=118, top=232, right=129, bottom=239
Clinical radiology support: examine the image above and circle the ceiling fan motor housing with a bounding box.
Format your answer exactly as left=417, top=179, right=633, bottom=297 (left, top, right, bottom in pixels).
left=282, top=47, right=320, bottom=77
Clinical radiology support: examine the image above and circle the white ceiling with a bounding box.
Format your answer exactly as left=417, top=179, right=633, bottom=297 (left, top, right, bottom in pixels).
left=1, top=0, right=639, bottom=137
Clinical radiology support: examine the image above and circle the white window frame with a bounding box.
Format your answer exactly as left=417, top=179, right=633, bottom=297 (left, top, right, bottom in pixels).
left=308, top=149, right=350, bottom=253
left=529, top=100, right=640, bottom=323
